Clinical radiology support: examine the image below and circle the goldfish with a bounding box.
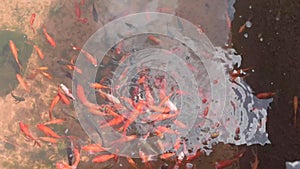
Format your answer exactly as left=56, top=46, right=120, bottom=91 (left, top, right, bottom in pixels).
left=160, top=152, right=175, bottom=160
left=81, top=144, right=108, bottom=153
left=19, top=121, right=41, bottom=147
left=156, top=126, right=179, bottom=135
left=33, top=45, right=44, bottom=60
left=9, top=40, right=23, bottom=71
left=149, top=105, right=171, bottom=113
left=126, top=157, right=139, bottom=169
left=100, top=116, right=124, bottom=128
left=72, top=147, right=81, bottom=168
left=89, top=82, right=109, bottom=89
left=55, top=162, right=73, bottom=169
left=186, top=150, right=202, bottom=161
left=97, top=89, right=121, bottom=104
left=148, top=35, right=161, bottom=44
left=58, top=87, right=71, bottom=105
left=72, top=45, right=97, bottom=66
left=16, top=73, right=30, bottom=93
left=36, top=66, right=48, bottom=70
left=251, top=148, right=259, bottom=169
left=49, top=95, right=61, bottom=120
left=256, top=92, right=276, bottom=99
left=148, top=112, right=178, bottom=122
left=77, top=84, right=101, bottom=109
left=122, top=102, right=144, bottom=136
left=173, top=120, right=187, bottom=128
left=30, top=13, right=36, bottom=33
left=239, top=16, right=253, bottom=33
left=214, top=151, right=244, bottom=169
left=92, top=154, right=116, bottom=163
left=115, top=41, right=123, bottom=55
left=37, top=124, right=61, bottom=138
left=60, top=84, right=75, bottom=100
left=75, top=2, right=81, bottom=19
left=44, top=118, right=65, bottom=125
left=43, top=27, right=56, bottom=47
left=40, top=71, right=52, bottom=80
left=230, top=67, right=254, bottom=80
left=38, top=137, right=58, bottom=144
left=294, top=96, right=298, bottom=128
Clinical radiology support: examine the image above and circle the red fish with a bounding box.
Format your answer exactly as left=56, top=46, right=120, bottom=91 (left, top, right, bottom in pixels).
left=9, top=40, right=23, bottom=71
left=55, top=162, right=72, bottom=169
left=115, top=41, right=123, bottom=55
left=294, top=96, right=298, bottom=128
left=92, top=154, right=116, bottom=163
left=37, top=124, right=61, bottom=138
left=44, top=119, right=65, bottom=125
left=256, top=92, right=276, bottom=99
left=148, top=35, right=161, bottom=44
left=160, top=152, right=175, bottom=160
left=214, top=151, right=244, bottom=169
left=58, top=87, right=71, bottom=105
left=33, top=45, right=44, bottom=60
left=49, top=95, right=61, bottom=120
left=81, top=144, right=108, bottom=153
left=43, top=27, right=56, bottom=47
left=126, top=157, right=139, bottom=169
left=19, top=121, right=41, bottom=147
left=77, top=84, right=101, bottom=109
left=75, top=2, right=81, bottom=19
left=72, top=45, right=97, bottom=66
left=30, top=13, right=36, bottom=33
left=16, top=73, right=30, bottom=93
left=38, top=137, right=58, bottom=144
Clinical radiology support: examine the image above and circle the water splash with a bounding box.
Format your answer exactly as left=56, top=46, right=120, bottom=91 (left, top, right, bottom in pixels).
left=73, top=12, right=271, bottom=159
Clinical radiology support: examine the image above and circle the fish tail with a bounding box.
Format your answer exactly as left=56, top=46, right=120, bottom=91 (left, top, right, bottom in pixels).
left=49, top=110, right=53, bottom=120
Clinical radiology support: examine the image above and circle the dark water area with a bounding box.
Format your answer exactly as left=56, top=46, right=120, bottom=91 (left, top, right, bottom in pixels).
left=232, top=0, right=300, bottom=168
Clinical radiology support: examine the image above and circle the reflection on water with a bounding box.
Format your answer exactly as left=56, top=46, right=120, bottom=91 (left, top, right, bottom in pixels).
left=0, top=0, right=276, bottom=169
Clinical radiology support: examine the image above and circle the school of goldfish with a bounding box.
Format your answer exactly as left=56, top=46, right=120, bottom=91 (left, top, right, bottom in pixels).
left=5, top=1, right=288, bottom=169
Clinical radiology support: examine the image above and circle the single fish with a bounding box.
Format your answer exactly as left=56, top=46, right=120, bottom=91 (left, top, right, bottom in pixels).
left=30, top=13, right=36, bottom=33
left=92, top=154, right=116, bottom=163
left=11, top=91, right=25, bottom=103
left=43, top=27, right=56, bottom=47
left=16, top=73, right=30, bottom=93
left=294, top=96, right=298, bottom=128
left=92, top=1, right=98, bottom=22
left=37, top=124, right=61, bottom=138
left=33, top=45, right=44, bottom=60
left=9, top=40, right=23, bottom=71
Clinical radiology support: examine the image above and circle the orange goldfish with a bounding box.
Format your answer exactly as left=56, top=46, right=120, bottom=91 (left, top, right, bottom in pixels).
left=55, top=162, right=72, bottom=169
left=30, top=13, right=36, bottom=33
left=256, top=92, right=276, bottom=99
left=251, top=148, right=259, bottom=169
left=37, top=124, right=61, bottom=138
left=43, top=27, right=56, bottom=47
left=294, top=96, right=298, bottom=128
left=16, top=73, right=29, bottom=93
left=126, top=157, right=139, bottom=169
left=239, top=16, right=253, bottom=33
left=81, top=144, right=108, bottom=153
left=58, top=87, right=71, bottom=105
left=9, top=40, right=23, bottom=71
left=215, top=151, right=244, bottom=169
left=40, top=71, right=53, bottom=80
left=148, top=35, right=161, bottom=44
left=33, top=45, right=44, bottom=60
left=89, top=82, right=109, bottom=89
left=160, top=152, right=175, bottom=160
left=19, top=121, right=41, bottom=147
left=38, top=137, right=58, bottom=144
left=92, top=154, right=116, bottom=163
left=75, top=2, right=81, bottom=19
left=100, top=116, right=124, bottom=128
left=72, top=45, right=97, bottom=66
left=77, top=84, right=101, bottom=109
left=49, top=95, right=61, bottom=120
left=44, top=119, right=65, bottom=125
